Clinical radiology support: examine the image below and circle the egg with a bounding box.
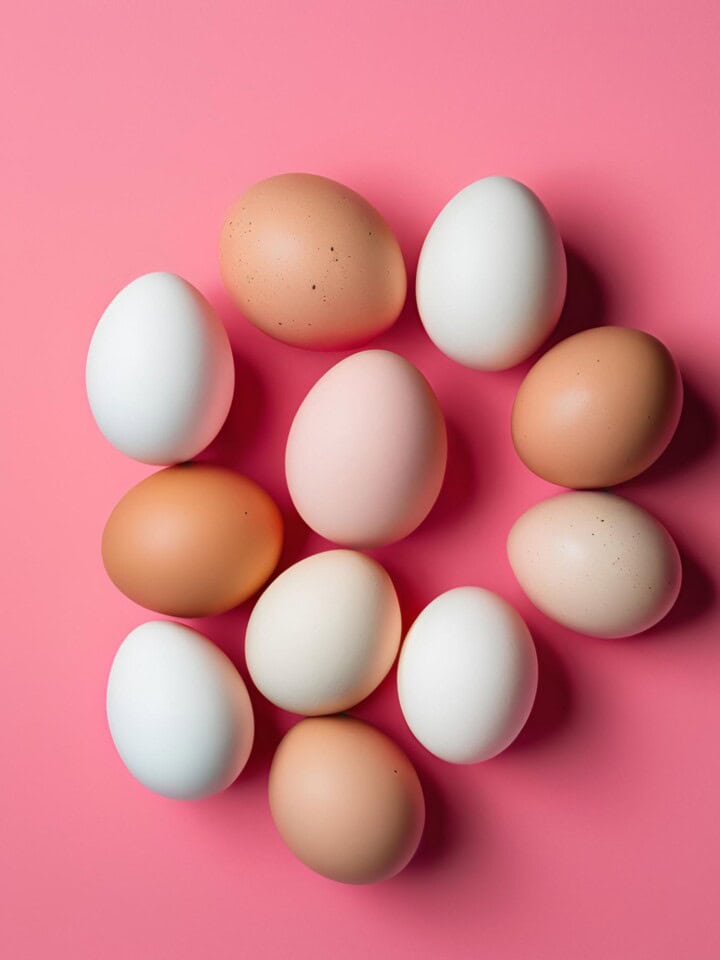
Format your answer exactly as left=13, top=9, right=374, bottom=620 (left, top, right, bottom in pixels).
left=219, top=173, right=406, bottom=349
left=511, top=326, right=683, bottom=488
left=507, top=491, right=682, bottom=638
left=285, top=350, right=447, bottom=547
left=86, top=272, right=234, bottom=464
left=246, top=550, right=401, bottom=715
left=269, top=716, right=425, bottom=883
left=416, top=176, right=566, bottom=370
left=102, top=464, right=283, bottom=617
left=106, top=620, right=254, bottom=799
left=397, top=587, right=537, bottom=763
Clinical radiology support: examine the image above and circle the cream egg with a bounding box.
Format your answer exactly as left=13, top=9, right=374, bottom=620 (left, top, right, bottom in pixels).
left=246, top=550, right=401, bottom=715
left=507, top=492, right=682, bottom=638
left=285, top=350, right=447, bottom=547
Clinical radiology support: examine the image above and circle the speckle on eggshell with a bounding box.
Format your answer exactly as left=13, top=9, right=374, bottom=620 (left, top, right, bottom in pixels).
left=219, top=173, right=406, bottom=349
left=507, top=490, right=682, bottom=638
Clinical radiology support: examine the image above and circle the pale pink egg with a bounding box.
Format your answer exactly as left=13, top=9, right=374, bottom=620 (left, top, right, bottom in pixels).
left=285, top=350, right=447, bottom=548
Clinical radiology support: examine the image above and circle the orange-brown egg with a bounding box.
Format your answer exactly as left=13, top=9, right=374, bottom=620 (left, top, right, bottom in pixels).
left=102, top=464, right=283, bottom=617
left=511, top=326, right=683, bottom=488
left=269, top=716, right=425, bottom=884
left=219, top=173, right=407, bottom=349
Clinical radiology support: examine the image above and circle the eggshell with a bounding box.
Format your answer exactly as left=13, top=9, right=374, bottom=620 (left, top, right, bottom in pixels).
left=416, top=176, right=566, bottom=370
left=86, top=272, right=234, bottom=464
left=397, top=587, right=537, bottom=763
left=512, top=326, right=683, bottom=488
left=285, top=350, right=447, bottom=547
left=269, top=716, right=425, bottom=884
left=246, top=550, right=400, bottom=715
left=507, top=491, right=682, bottom=638
left=102, top=464, right=283, bottom=617
left=219, top=173, right=406, bottom=349
left=106, top=620, right=254, bottom=799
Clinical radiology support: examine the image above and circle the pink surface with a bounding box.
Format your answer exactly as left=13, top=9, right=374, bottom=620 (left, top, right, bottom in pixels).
left=2, top=2, right=719, bottom=958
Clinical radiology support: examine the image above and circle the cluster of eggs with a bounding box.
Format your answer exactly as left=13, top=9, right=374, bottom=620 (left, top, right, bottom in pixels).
left=86, top=173, right=683, bottom=885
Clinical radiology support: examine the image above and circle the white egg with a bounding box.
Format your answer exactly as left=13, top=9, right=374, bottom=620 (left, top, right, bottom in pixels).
left=86, top=272, right=234, bottom=464
left=416, top=176, right=567, bottom=370
left=246, top=550, right=401, bottom=715
left=397, top=587, right=538, bottom=763
left=107, top=620, right=254, bottom=799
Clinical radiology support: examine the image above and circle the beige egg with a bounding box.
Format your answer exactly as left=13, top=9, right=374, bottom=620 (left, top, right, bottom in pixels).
left=269, top=716, right=425, bottom=884
left=507, top=491, right=682, bottom=638
left=219, top=173, right=406, bottom=349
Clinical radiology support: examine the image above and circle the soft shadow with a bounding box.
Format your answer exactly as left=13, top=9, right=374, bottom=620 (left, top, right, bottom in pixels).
left=374, top=295, right=423, bottom=352
left=352, top=663, right=400, bottom=718
left=375, top=559, right=427, bottom=632
left=199, top=350, right=266, bottom=468
left=626, top=376, right=718, bottom=483
left=419, top=419, right=477, bottom=533
left=639, top=539, right=716, bottom=640
left=276, top=505, right=310, bottom=574
left=540, top=244, right=609, bottom=356
left=407, top=759, right=461, bottom=872
left=233, top=687, right=283, bottom=786
left=513, top=630, right=573, bottom=749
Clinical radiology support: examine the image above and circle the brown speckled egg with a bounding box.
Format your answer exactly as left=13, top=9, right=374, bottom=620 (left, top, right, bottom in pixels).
left=269, top=716, right=425, bottom=884
left=507, top=491, right=682, bottom=638
left=219, top=173, right=407, bottom=349
left=511, top=326, right=683, bottom=488
left=102, top=464, right=283, bottom=617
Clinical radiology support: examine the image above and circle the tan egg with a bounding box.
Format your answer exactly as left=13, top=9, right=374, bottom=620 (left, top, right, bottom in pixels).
left=269, top=716, right=425, bottom=884
left=102, top=464, right=283, bottom=617
left=219, top=173, right=406, bottom=349
left=511, top=326, right=683, bottom=488
left=507, top=491, right=682, bottom=638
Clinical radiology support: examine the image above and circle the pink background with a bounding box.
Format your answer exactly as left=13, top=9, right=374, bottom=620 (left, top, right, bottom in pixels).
left=3, top=2, right=719, bottom=957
